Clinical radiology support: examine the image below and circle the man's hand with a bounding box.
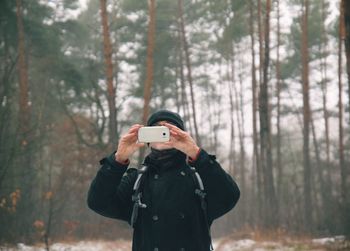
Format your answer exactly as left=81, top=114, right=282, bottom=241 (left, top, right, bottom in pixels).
left=159, top=122, right=200, bottom=159
left=115, top=124, right=145, bottom=163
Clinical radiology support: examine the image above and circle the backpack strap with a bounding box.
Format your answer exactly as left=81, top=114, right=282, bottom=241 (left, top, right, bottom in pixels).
left=188, top=166, right=214, bottom=251
left=130, top=163, right=213, bottom=251
left=130, top=164, right=148, bottom=228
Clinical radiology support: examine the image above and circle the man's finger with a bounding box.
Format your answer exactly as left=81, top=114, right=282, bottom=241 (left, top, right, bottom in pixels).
left=170, top=129, right=184, bottom=139
left=130, top=124, right=142, bottom=129
left=164, top=122, right=186, bottom=135
left=125, top=130, right=139, bottom=139
left=169, top=129, right=178, bottom=135
left=129, top=125, right=142, bottom=133
left=161, top=122, right=177, bottom=128
left=124, top=133, right=136, bottom=140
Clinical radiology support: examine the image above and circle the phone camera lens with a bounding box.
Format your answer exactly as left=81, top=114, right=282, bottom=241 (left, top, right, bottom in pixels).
left=163, top=132, right=166, bottom=136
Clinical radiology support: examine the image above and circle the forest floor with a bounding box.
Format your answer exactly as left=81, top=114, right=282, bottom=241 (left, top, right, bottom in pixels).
left=0, top=235, right=349, bottom=251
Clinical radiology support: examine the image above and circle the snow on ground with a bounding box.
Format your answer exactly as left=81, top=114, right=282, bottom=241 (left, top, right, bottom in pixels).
left=214, top=235, right=349, bottom=251
left=0, top=236, right=349, bottom=251
left=312, top=235, right=346, bottom=245
left=0, top=240, right=132, bottom=251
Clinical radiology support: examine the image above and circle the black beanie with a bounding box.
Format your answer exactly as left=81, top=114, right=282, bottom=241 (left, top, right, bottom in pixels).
left=147, top=109, right=185, bottom=131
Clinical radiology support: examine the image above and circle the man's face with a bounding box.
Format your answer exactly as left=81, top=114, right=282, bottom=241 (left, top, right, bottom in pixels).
left=149, top=120, right=176, bottom=150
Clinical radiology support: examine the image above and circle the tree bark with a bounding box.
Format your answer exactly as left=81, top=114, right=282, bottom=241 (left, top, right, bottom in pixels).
left=227, top=57, right=236, bottom=177
left=16, top=0, right=30, bottom=142
left=99, top=0, right=117, bottom=147
left=178, top=38, right=192, bottom=135
left=320, top=0, right=332, bottom=194
left=338, top=0, right=346, bottom=203
left=176, top=14, right=192, bottom=135
left=343, top=0, right=350, bottom=127
left=249, top=0, right=262, bottom=226
left=178, top=0, right=201, bottom=146
left=259, top=0, right=278, bottom=229
left=142, top=0, right=156, bottom=120
left=229, top=46, right=238, bottom=177
left=319, top=0, right=333, bottom=230
left=275, top=0, right=282, bottom=201
left=258, top=0, right=264, bottom=86
left=232, top=46, right=246, bottom=223
left=238, top=58, right=247, bottom=224
left=16, top=0, right=33, bottom=240
left=139, top=0, right=156, bottom=164
left=301, top=0, right=312, bottom=231
left=310, top=110, right=326, bottom=228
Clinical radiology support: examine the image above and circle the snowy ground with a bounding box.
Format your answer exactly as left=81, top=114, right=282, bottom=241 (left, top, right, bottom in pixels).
left=214, top=235, right=349, bottom=251
left=0, top=236, right=349, bottom=251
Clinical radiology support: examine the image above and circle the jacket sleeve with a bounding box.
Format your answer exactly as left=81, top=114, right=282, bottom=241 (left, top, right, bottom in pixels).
left=188, top=148, right=240, bottom=223
left=87, top=151, right=137, bottom=222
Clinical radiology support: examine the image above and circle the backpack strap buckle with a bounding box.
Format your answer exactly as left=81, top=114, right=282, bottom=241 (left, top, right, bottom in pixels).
left=130, top=164, right=149, bottom=227
left=189, top=165, right=213, bottom=251
left=132, top=193, right=147, bottom=208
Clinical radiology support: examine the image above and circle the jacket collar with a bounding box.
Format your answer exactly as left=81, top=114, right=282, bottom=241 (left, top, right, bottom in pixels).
left=144, top=149, right=187, bottom=174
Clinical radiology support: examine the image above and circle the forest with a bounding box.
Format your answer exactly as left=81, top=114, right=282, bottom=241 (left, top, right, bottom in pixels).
left=0, top=0, right=350, bottom=250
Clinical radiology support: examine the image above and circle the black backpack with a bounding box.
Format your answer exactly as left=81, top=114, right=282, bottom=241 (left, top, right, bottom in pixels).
left=130, top=163, right=214, bottom=251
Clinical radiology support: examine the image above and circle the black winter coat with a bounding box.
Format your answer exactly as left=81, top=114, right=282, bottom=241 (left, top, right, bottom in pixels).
left=87, top=148, right=240, bottom=251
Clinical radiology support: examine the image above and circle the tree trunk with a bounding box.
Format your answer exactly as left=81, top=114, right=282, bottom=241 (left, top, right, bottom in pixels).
left=139, top=0, right=156, bottom=164
left=238, top=58, right=247, bottom=224
left=229, top=46, right=238, bottom=177
left=174, top=39, right=181, bottom=114
left=320, top=0, right=332, bottom=196
left=178, top=0, right=201, bottom=146
left=249, top=0, right=261, bottom=226
left=99, top=0, right=117, bottom=147
left=176, top=15, right=192, bottom=135
left=259, top=0, right=278, bottom=229
left=310, top=110, right=327, bottom=229
left=275, top=0, right=282, bottom=201
left=232, top=46, right=246, bottom=223
left=16, top=0, right=30, bottom=144
left=301, top=0, right=312, bottom=231
left=43, top=156, right=54, bottom=251
left=319, top=0, right=333, bottom=230
left=227, top=57, right=236, bottom=177
left=16, top=0, right=33, bottom=240
left=227, top=45, right=239, bottom=228
left=178, top=42, right=192, bottom=135
left=343, top=0, right=350, bottom=126
left=339, top=0, right=349, bottom=234
left=205, top=88, right=214, bottom=149
left=338, top=0, right=346, bottom=204
left=258, top=0, right=264, bottom=86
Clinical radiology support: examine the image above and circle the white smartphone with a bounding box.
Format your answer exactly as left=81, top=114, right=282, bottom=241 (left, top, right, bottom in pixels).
left=137, top=126, right=170, bottom=143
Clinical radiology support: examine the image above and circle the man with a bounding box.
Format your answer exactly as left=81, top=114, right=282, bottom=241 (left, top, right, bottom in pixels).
left=87, top=109, right=240, bottom=251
